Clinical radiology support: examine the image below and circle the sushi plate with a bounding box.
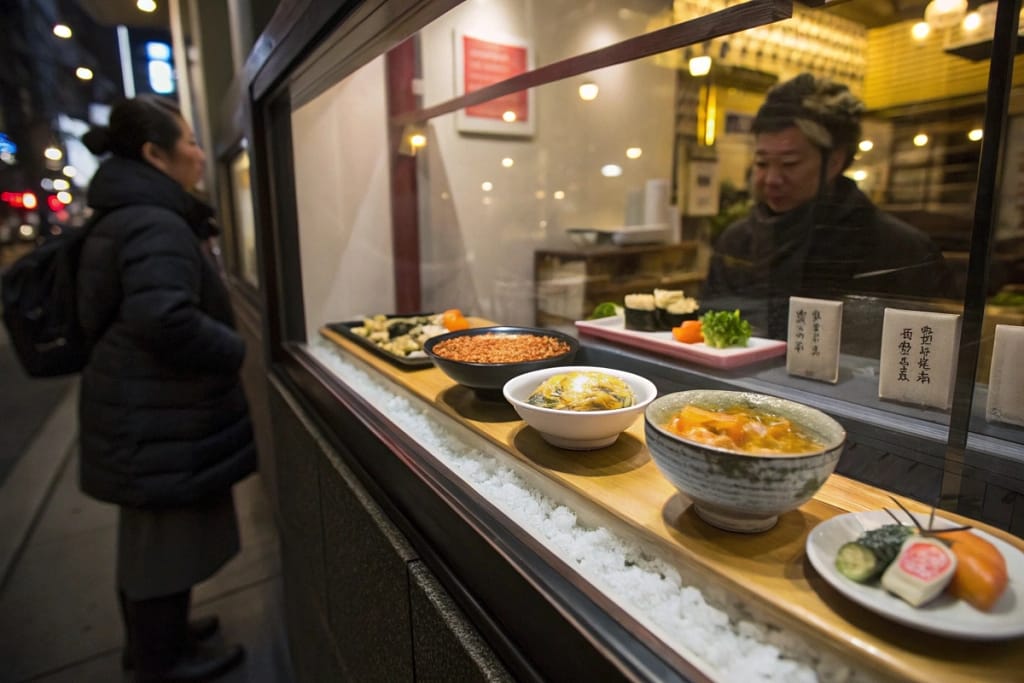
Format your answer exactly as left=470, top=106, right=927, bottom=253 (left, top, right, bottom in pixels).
left=805, top=510, right=1024, bottom=641
left=574, top=315, right=786, bottom=370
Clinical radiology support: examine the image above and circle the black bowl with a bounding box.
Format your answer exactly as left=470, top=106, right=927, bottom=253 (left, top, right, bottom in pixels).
left=422, top=326, right=580, bottom=401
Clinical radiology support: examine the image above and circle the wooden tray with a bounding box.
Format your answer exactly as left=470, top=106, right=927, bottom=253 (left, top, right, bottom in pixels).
left=575, top=315, right=787, bottom=369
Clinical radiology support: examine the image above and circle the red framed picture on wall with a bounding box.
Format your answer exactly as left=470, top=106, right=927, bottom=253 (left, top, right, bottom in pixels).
left=453, top=30, right=535, bottom=137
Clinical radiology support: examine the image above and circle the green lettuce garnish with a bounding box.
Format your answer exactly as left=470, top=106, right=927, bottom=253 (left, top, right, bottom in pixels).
left=589, top=302, right=623, bottom=319
left=700, top=309, right=752, bottom=348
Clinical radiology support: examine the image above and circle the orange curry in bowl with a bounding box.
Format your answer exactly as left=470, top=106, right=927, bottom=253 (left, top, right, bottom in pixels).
left=663, top=405, right=825, bottom=455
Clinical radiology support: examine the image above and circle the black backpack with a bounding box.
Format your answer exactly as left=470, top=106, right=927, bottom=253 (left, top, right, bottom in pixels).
left=1, top=214, right=102, bottom=377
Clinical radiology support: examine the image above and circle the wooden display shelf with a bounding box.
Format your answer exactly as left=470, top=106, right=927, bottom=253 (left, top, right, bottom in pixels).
left=319, top=325, right=1024, bottom=683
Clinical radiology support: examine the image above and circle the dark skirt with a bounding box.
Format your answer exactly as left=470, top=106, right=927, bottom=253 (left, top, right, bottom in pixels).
left=116, top=490, right=240, bottom=600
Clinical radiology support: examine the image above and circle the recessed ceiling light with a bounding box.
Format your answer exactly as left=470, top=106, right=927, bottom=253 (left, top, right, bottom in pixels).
left=578, top=82, right=599, bottom=101
left=601, top=164, right=623, bottom=178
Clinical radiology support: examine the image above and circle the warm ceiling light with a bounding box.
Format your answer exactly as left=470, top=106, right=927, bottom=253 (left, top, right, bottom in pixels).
left=578, top=82, right=599, bottom=101
left=911, top=21, right=931, bottom=40
left=481, top=181, right=493, bottom=191
left=601, top=164, right=623, bottom=178
left=858, top=139, right=874, bottom=152
left=851, top=169, right=869, bottom=182
left=553, top=190, right=565, bottom=200
left=924, top=0, right=967, bottom=29
left=689, top=55, right=712, bottom=77
left=501, top=110, right=517, bottom=123
left=962, top=11, right=982, bottom=31
left=501, top=157, right=514, bottom=168
left=53, top=24, right=72, bottom=39
left=913, top=133, right=929, bottom=147
left=967, top=128, right=983, bottom=141
left=137, top=0, right=157, bottom=12
left=408, top=133, right=426, bottom=148
left=75, top=67, right=94, bottom=81
left=626, top=147, right=642, bottom=159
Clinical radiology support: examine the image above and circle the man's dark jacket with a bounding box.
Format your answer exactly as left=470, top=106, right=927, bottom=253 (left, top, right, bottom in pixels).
left=76, top=157, right=256, bottom=508
left=702, top=177, right=954, bottom=339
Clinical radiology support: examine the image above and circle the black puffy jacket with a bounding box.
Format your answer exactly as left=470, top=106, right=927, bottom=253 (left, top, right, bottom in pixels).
left=76, top=157, right=256, bottom=508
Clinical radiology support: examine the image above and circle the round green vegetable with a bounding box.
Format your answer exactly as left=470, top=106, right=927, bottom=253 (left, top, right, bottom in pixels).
left=835, top=541, right=880, bottom=582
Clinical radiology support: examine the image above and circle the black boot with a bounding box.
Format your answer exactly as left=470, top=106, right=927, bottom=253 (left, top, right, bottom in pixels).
left=122, top=590, right=189, bottom=677
left=134, top=643, right=245, bottom=683
left=122, top=615, right=221, bottom=669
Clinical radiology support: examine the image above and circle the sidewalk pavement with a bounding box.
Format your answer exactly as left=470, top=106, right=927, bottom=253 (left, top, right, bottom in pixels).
left=0, top=369, right=293, bottom=682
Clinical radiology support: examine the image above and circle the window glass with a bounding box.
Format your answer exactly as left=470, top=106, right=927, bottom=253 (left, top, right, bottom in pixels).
left=287, top=0, right=1024, bottom=497
left=420, top=0, right=686, bottom=108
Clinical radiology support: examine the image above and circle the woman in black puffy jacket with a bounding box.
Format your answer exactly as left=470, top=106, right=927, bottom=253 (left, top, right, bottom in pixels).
left=77, top=96, right=255, bottom=683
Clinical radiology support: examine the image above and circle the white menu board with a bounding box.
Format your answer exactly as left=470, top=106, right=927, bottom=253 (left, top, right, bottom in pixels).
left=986, top=324, right=1024, bottom=427
left=878, top=309, right=961, bottom=410
left=786, top=297, right=842, bottom=384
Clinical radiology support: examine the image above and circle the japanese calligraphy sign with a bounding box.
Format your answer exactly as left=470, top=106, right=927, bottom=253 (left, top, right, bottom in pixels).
left=879, top=308, right=961, bottom=410
left=786, top=297, right=842, bottom=383
left=986, top=324, right=1024, bottom=427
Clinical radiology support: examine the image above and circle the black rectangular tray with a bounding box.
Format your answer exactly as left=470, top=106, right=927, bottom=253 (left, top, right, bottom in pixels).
left=325, top=315, right=437, bottom=369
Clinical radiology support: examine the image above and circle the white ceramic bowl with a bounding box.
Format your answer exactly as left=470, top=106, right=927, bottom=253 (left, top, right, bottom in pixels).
left=503, top=366, right=658, bottom=450
left=644, top=390, right=846, bottom=533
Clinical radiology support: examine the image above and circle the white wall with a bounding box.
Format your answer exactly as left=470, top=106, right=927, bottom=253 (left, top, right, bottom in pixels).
left=419, top=0, right=676, bottom=325
left=291, top=55, right=395, bottom=341
left=289, top=0, right=677, bottom=333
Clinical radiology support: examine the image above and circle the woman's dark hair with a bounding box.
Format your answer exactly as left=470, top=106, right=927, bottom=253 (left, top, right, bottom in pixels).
left=81, top=95, right=184, bottom=161
left=752, top=73, right=864, bottom=170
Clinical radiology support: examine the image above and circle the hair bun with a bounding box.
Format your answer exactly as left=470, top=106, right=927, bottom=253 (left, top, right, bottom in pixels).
left=82, top=126, right=112, bottom=155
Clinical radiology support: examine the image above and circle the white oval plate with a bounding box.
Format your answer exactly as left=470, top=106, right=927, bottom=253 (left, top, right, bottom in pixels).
left=805, top=510, right=1024, bottom=640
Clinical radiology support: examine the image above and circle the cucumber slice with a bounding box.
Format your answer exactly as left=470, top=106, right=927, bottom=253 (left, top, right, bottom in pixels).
left=835, top=541, right=880, bottom=582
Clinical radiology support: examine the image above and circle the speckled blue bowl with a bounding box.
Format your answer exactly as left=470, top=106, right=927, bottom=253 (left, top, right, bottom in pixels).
left=644, top=390, right=846, bottom=533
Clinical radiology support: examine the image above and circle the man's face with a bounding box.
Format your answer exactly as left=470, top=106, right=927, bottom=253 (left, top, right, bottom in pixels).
left=752, top=126, right=838, bottom=214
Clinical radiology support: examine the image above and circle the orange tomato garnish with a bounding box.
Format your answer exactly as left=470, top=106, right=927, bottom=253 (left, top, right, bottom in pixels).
left=441, top=308, right=470, bottom=331
left=933, top=529, right=1008, bottom=611
left=672, top=320, right=703, bottom=344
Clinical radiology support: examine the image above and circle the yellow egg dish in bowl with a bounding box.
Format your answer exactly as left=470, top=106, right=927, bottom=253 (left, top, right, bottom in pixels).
left=502, top=366, right=658, bottom=450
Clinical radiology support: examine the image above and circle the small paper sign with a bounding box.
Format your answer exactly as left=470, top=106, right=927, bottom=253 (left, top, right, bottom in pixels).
left=786, top=297, right=842, bottom=383
left=878, top=308, right=961, bottom=410
left=986, top=324, right=1024, bottom=427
